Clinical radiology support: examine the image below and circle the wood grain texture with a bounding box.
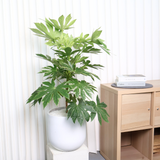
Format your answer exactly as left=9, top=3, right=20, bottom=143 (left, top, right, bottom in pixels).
left=121, top=125, right=153, bottom=133
left=155, top=92, right=160, bottom=125
left=153, top=153, right=160, bottom=160
left=151, top=92, right=156, bottom=127
left=121, top=129, right=152, bottom=160
left=121, top=146, right=149, bottom=160
left=122, top=93, right=151, bottom=130
left=100, top=88, right=119, bottom=160
left=132, top=129, right=152, bottom=159
left=121, top=132, right=131, bottom=147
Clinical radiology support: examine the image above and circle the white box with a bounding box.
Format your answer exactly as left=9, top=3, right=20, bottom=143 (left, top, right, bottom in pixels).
left=116, top=81, right=146, bottom=87
left=116, top=74, right=146, bottom=82
left=47, top=144, right=89, bottom=160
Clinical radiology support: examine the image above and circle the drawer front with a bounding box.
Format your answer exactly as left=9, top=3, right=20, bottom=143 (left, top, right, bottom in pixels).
left=155, top=92, right=160, bottom=125
left=122, top=93, right=151, bottom=130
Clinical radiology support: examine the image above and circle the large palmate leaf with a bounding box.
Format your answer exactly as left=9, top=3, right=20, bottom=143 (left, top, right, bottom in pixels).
left=58, top=15, right=64, bottom=30
left=27, top=80, right=69, bottom=108
left=71, top=53, right=88, bottom=64
left=91, top=28, right=102, bottom=41
left=45, top=18, right=54, bottom=31
left=53, top=47, right=80, bottom=59
left=64, top=14, right=77, bottom=29
left=62, top=14, right=76, bottom=30
left=38, top=66, right=64, bottom=81
left=49, top=14, right=76, bottom=31
left=82, top=46, right=101, bottom=54
left=75, top=67, right=100, bottom=80
left=67, top=79, right=97, bottom=100
left=93, top=39, right=110, bottom=55
left=60, top=60, right=74, bottom=72
left=85, top=95, right=109, bottom=125
left=31, top=22, right=61, bottom=41
left=73, top=33, right=93, bottom=50
left=82, top=59, right=104, bottom=70
left=39, top=66, right=57, bottom=77
left=65, top=14, right=72, bottom=26
left=53, top=33, right=75, bottom=49
left=36, top=54, right=53, bottom=63
left=49, top=18, right=60, bottom=30
left=67, top=99, right=96, bottom=125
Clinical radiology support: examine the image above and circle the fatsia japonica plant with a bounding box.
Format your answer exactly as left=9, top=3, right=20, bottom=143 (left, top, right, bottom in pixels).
left=27, top=14, right=110, bottom=125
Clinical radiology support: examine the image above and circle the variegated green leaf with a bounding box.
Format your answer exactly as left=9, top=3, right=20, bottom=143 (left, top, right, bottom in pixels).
left=65, top=14, right=72, bottom=26
left=67, top=79, right=96, bottom=100
left=49, top=19, right=60, bottom=30
left=27, top=80, right=69, bottom=107
left=58, top=15, right=64, bottom=30
left=86, top=95, right=109, bottom=125
left=91, top=28, right=102, bottom=41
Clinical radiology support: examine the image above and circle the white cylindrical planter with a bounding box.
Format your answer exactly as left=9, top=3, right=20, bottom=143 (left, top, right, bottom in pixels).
left=46, top=107, right=86, bottom=151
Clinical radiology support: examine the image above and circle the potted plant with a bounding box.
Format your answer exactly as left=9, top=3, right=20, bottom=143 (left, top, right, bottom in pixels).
left=27, top=14, right=110, bottom=151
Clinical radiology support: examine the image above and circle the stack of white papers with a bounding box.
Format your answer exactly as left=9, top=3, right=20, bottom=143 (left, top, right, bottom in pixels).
left=115, top=74, right=146, bottom=87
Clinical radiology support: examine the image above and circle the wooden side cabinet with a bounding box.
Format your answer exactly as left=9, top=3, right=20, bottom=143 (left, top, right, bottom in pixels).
left=100, top=80, right=160, bottom=160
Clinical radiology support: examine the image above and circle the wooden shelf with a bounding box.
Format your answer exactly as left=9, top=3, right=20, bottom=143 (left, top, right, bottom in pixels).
left=121, top=146, right=149, bottom=160
left=121, top=125, right=153, bottom=133
left=100, top=80, right=160, bottom=160
left=154, top=125, right=160, bottom=129
left=153, top=153, right=160, bottom=160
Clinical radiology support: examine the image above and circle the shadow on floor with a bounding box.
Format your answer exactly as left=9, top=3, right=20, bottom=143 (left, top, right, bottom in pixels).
left=89, top=152, right=105, bottom=160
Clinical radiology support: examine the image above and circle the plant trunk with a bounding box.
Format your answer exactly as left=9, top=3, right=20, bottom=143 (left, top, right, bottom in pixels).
left=66, top=77, right=69, bottom=113
left=66, top=99, right=68, bottom=113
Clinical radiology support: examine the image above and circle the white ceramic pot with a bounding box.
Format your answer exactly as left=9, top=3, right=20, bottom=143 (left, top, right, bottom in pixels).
left=46, top=107, right=86, bottom=151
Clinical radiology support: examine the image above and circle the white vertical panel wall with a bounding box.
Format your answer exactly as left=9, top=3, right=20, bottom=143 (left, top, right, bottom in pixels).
left=0, top=0, right=159, bottom=159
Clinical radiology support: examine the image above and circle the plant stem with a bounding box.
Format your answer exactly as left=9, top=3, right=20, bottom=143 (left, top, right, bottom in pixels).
left=65, top=76, right=69, bottom=113
left=65, top=98, right=68, bottom=113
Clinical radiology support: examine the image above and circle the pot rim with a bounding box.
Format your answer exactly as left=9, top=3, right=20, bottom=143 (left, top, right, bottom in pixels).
left=47, top=107, right=67, bottom=118
left=49, top=106, right=66, bottom=113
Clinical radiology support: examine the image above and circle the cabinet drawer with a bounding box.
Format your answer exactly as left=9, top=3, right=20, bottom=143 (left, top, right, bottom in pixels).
left=155, top=92, right=160, bottom=125
left=122, top=93, right=151, bottom=130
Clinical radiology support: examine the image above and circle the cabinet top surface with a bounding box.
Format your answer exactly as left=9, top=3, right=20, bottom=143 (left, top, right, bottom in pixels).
left=101, top=79, right=160, bottom=94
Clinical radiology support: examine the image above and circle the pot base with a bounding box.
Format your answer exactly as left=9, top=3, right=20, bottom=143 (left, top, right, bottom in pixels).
left=47, top=144, right=88, bottom=160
